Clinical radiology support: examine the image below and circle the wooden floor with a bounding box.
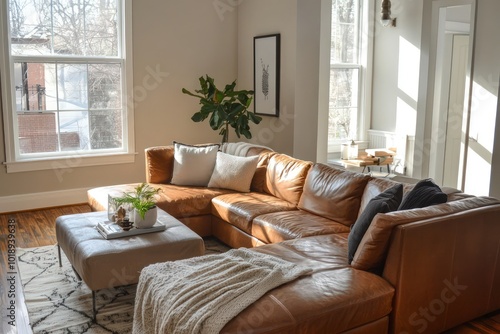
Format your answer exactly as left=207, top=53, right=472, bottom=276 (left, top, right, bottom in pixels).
left=1, top=205, right=499, bottom=333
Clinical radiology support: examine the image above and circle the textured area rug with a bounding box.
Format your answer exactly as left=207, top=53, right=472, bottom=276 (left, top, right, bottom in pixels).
left=18, top=238, right=230, bottom=334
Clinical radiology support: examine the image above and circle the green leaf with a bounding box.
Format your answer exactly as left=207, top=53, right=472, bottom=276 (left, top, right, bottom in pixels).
left=248, top=112, right=262, bottom=124
left=181, top=88, right=204, bottom=99
left=191, top=112, right=205, bottom=122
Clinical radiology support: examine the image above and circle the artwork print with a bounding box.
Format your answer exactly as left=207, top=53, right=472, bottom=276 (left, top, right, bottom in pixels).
left=254, top=34, right=280, bottom=117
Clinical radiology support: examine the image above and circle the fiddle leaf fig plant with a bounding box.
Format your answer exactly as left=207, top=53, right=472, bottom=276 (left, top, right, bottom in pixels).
left=182, top=75, right=262, bottom=142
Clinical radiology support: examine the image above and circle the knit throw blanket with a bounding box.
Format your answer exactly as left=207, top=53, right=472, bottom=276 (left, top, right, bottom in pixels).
left=132, top=248, right=310, bottom=334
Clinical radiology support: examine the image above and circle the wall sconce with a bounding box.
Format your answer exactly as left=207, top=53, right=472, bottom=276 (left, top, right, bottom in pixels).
left=381, top=0, right=396, bottom=27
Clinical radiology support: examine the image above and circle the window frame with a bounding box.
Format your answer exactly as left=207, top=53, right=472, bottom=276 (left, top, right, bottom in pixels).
left=0, top=0, right=135, bottom=173
left=328, top=0, right=374, bottom=153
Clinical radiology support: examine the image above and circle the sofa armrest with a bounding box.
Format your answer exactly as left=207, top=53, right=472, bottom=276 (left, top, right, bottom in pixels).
left=145, top=145, right=174, bottom=184
left=382, top=202, right=500, bottom=333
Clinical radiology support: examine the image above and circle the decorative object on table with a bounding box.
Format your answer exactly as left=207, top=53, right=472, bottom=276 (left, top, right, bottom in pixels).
left=96, top=220, right=166, bottom=239
left=182, top=75, right=261, bottom=142
left=116, top=217, right=133, bottom=231
left=348, top=140, right=359, bottom=160
left=254, top=33, right=280, bottom=117
left=112, top=183, right=161, bottom=229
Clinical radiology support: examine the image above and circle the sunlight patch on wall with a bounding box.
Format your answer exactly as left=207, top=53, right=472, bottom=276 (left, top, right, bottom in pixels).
left=396, top=97, right=416, bottom=135
left=397, top=37, right=420, bottom=102
left=469, top=80, right=497, bottom=153
left=464, top=147, right=491, bottom=196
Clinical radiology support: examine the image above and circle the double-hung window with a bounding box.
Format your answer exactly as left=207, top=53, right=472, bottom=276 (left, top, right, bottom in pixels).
left=328, top=0, right=371, bottom=152
left=0, top=0, right=134, bottom=172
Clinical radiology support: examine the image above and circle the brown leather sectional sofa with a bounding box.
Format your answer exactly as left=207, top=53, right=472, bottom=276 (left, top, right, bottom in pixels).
left=87, top=145, right=500, bottom=333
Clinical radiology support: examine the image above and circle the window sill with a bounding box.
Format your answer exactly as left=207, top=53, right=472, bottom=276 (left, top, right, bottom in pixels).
left=3, top=152, right=136, bottom=173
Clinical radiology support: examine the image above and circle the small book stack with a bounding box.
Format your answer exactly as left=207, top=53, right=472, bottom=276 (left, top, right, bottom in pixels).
left=343, top=148, right=396, bottom=167
left=96, top=221, right=166, bottom=240
left=364, top=148, right=396, bottom=166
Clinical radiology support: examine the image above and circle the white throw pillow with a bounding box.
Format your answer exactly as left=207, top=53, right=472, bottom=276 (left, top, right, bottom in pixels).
left=208, top=152, right=259, bottom=192
left=171, top=142, right=219, bottom=187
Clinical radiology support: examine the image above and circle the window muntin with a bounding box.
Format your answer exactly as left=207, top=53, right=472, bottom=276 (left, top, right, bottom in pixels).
left=4, top=0, right=128, bottom=163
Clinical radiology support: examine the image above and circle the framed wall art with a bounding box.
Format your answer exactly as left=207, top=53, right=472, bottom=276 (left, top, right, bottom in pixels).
left=254, top=34, right=280, bottom=117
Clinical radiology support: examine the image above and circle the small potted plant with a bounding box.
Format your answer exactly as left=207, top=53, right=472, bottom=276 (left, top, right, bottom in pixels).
left=113, top=183, right=161, bottom=229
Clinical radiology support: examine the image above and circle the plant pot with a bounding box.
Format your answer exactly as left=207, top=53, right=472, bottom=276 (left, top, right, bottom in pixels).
left=133, top=206, right=157, bottom=229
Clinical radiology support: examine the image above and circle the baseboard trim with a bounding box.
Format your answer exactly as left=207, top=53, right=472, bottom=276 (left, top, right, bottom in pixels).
left=0, top=188, right=90, bottom=213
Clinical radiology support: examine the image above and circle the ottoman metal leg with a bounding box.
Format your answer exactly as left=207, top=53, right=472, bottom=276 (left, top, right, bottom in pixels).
left=57, top=244, right=62, bottom=267
left=92, top=290, right=97, bottom=322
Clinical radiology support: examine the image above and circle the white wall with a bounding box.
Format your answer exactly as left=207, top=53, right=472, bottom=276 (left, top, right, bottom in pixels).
left=474, top=0, right=500, bottom=198
left=237, top=0, right=297, bottom=156
left=293, top=0, right=331, bottom=163
left=0, top=0, right=238, bottom=211
left=371, top=0, right=423, bottom=134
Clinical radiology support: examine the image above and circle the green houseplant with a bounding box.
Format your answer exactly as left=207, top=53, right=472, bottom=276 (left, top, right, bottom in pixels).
left=113, top=183, right=161, bottom=229
left=182, top=75, right=262, bottom=142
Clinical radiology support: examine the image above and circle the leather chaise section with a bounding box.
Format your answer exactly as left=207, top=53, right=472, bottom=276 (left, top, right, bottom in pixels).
left=221, top=235, right=394, bottom=334
left=88, top=183, right=233, bottom=218
left=252, top=210, right=350, bottom=244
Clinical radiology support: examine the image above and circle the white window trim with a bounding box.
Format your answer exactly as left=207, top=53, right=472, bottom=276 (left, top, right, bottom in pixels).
left=0, top=0, right=135, bottom=173
left=327, top=0, right=374, bottom=153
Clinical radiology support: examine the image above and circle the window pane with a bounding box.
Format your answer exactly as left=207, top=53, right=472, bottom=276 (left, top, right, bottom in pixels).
left=57, top=64, right=88, bottom=110
left=59, top=110, right=90, bottom=150
left=329, top=68, right=359, bottom=140
left=90, top=110, right=123, bottom=149
left=13, top=62, right=57, bottom=111
left=9, top=0, right=52, bottom=56
left=85, top=1, right=119, bottom=56
left=9, top=0, right=119, bottom=57
left=18, top=113, right=58, bottom=154
left=331, top=0, right=358, bottom=64
left=89, top=64, right=122, bottom=109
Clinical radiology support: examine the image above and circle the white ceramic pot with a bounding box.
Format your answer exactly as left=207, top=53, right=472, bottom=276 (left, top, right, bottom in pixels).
left=133, top=206, right=157, bottom=229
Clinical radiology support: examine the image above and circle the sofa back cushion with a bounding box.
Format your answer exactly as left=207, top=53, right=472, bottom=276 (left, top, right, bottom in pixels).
left=263, top=154, right=312, bottom=206
left=145, top=145, right=175, bottom=184
left=251, top=151, right=276, bottom=193
left=298, top=163, right=370, bottom=226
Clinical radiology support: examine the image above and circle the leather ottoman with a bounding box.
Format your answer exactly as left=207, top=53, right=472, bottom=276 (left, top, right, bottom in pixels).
left=55, top=209, right=204, bottom=320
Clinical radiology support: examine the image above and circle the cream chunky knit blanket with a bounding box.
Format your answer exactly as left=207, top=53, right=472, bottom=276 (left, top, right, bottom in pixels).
left=132, top=248, right=310, bottom=334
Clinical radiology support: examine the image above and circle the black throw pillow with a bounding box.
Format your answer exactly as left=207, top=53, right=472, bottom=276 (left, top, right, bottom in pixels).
left=398, top=178, right=447, bottom=210
left=348, top=184, right=403, bottom=264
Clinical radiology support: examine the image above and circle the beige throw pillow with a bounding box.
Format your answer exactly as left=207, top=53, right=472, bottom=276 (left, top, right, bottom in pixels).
left=171, top=142, right=219, bottom=187
left=208, top=152, right=259, bottom=192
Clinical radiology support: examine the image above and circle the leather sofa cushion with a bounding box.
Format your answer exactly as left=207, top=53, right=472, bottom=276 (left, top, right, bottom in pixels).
left=221, top=234, right=394, bottom=333
left=252, top=210, right=350, bottom=244
left=88, top=183, right=233, bottom=218
left=145, top=145, right=175, bottom=184
left=250, top=151, right=276, bottom=193
left=351, top=196, right=500, bottom=271
left=263, top=154, right=313, bottom=205
left=298, top=163, right=370, bottom=227
left=211, top=192, right=297, bottom=235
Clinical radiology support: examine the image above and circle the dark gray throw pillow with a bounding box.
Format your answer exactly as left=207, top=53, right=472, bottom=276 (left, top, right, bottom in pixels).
left=398, top=178, right=447, bottom=210
left=348, top=184, right=403, bottom=264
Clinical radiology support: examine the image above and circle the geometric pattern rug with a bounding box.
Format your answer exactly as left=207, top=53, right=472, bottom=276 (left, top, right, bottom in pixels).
left=17, top=238, right=230, bottom=334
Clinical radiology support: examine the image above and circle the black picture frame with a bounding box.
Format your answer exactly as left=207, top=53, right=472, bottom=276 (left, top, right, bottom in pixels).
left=254, top=34, right=280, bottom=117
